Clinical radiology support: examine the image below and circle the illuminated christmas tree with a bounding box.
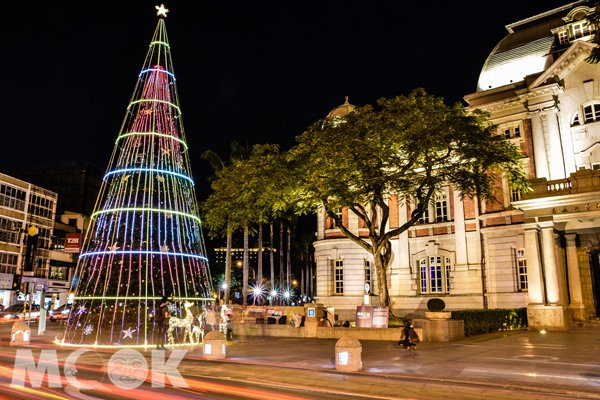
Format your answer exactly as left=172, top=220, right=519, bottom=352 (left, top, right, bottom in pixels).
left=59, top=6, right=213, bottom=346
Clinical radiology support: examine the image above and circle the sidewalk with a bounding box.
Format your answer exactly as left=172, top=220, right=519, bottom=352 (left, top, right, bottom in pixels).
left=189, top=326, right=600, bottom=398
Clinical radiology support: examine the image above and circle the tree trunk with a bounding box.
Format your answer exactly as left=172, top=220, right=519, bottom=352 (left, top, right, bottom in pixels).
left=373, top=247, right=391, bottom=308
left=270, top=222, right=275, bottom=290
left=279, top=222, right=284, bottom=289
left=301, top=268, right=305, bottom=297
left=286, top=226, right=292, bottom=288
left=225, top=225, right=232, bottom=304
left=242, top=225, right=249, bottom=306
left=257, top=222, right=263, bottom=286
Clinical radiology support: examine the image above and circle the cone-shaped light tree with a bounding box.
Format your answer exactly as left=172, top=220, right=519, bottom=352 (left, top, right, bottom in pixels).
left=60, top=8, right=213, bottom=346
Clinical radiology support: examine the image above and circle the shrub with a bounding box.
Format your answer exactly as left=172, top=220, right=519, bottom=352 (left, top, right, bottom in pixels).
left=427, top=298, right=446, bottom=312
left=451, top=308, right=527, bottom=336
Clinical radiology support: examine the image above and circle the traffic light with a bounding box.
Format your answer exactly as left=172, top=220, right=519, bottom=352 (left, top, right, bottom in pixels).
left=11, top=274, right=21, bottom=291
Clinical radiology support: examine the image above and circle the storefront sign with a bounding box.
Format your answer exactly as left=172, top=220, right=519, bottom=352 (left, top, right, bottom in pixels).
left=0, top=273, right=14, bottom=290
left=372, top=306, right=389, bottom=328
left=64, top=233, right=82, bottom=253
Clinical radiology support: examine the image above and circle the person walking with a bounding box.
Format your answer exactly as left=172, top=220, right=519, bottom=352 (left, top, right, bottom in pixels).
left=155, top=296, right=170, bottom=350
left=399, top=321, right=420, bottom=351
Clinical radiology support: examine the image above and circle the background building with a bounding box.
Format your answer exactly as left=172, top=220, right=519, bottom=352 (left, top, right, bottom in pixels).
left=314, top=1, right=600, bottom=329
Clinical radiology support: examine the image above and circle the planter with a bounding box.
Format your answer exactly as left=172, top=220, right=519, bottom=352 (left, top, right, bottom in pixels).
left=425, top=311, right=452, bottom=320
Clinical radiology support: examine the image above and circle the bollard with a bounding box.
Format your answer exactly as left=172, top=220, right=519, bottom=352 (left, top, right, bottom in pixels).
left=11, top=320, right=31, bottom=346
left=203, top=331, right=226, bottom=360
left=335, top=336, right=362, bottom=372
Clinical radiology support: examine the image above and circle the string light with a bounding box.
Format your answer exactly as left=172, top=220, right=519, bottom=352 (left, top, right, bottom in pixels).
left=79, top=250, right=208, bottom=261
left=92, top=207, right=201, bottom=223
left=127, top=99, right=181, bottom=116
left=139, top=68, right=175, bottom=80
left=116, top=132, right=188, bottom=150
left=104, top=167, right=194, bottom=185
left=59, top=9, right=213, bottom=348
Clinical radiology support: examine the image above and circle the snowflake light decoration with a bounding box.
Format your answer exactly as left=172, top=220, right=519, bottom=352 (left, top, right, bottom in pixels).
left=167, top=302, right=177, bottom=314
left=83, top=324, right=94, bottom=336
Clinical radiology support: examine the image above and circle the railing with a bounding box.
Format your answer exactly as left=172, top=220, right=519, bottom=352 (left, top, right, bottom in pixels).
left=546, top=179, right=572, bottom=193
left=523, top=169, right=600, bottom=200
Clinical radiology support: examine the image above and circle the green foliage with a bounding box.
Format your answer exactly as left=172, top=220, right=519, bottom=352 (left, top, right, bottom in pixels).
left=451, top=308, right=528, bottom=336
left=427, top=298, right=446, bottom=312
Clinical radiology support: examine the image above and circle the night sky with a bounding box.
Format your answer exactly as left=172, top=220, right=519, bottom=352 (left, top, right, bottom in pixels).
left=1, top=0, right=571, bottom=195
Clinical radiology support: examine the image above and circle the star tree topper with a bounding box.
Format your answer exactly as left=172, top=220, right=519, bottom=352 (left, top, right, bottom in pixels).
left=156, top=4, right=169, bottom=18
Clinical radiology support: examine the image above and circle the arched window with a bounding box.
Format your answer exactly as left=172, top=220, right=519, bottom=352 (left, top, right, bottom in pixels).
left=583, top=103, right=600, bottom=123
left=419, top=256, right=452, bottom=294
left=571, top=112, right=580, bottom=126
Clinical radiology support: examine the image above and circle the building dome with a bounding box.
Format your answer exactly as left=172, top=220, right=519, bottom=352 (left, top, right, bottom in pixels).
left=326, top=96, right=355, bottom=119
left=476, top=2, right=595, bottom=92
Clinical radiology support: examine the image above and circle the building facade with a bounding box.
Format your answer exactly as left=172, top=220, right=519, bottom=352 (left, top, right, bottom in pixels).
left=314, top=1, right=600, bottom=329
left=0, top=172, right=78, bottom=308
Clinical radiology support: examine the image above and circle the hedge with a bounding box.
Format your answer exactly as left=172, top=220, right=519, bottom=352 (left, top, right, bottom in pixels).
left=451, top=308, right=527, bottom=336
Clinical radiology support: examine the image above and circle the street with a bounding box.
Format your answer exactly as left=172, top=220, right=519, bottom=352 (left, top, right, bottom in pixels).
left=0, top=322, right=598, bottom=399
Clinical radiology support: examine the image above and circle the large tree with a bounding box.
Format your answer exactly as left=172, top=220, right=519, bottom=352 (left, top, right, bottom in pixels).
left=288, top=89, right=528, bottom=308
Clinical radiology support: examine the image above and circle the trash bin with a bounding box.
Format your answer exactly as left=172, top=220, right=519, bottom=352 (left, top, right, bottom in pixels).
left=203, top=331, right=226, bottom=360
left=335, top=336, right=362, bottom=372
left=11, top=320, right=31, bottom=346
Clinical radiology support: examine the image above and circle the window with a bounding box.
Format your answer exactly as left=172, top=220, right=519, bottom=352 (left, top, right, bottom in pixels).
left=572, top=112, right=580, bottom=126
left=420, top=256, right=452, bottom=294
left=0, top=183, right=26, bottom=211
left=499, top=124, right=522, bottom=139
left=511, top=188, right=522, bottom=202
left=418, top=207, right=429, bottom=224
left=0, top=252, right=18, bottom=274
left=435, top=193, right=448, bottom=222
left=583, top=104, right=600, bottom=123
left=558, top=30, right=568, bottom=44
left=334, top=260, right=344, bottom=294
left=49, top=265, right=68, bottom=280
left=572, top=21, right=592, bottom=39
left=28, top=194, right=54, bottom=220
left=0, top=218, right=21, bottom=244
left=334, top=207, right=342, bottom=227
left=516, top=249, right=528, bottom=291
left=364, top=260, right=372, bottom=292
left=593, top=163, right=600, bottom=170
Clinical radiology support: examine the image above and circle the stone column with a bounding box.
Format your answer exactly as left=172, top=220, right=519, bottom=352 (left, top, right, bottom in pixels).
left=453, top=189, right=468, bottom=267
left=317, top=208, right=325, bottom=240
left=544, top=112, right=567, bottom=180
left=523, top=224, right=544, bottom=305
left=530, top=115, right=550, bottom=179
left=565, top=233, right=586, bottom=320
left=539, top=222, right=562, bottom=305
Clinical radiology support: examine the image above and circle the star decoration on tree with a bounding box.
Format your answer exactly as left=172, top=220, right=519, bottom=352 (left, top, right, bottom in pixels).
left=83, top=324, right=94, bottom=336
left=122, top=174, right=131, bottom=182
left=160, top=146, right=171, bottom=156
left=160, top=244, right=169, bottom=252
left=156, top=175, right=165, bottom=183
left=155, top=4, right=169, bottom=18
left=122, top=327, right=136, bottom=339
left=109, top=242, right=120, bottom=253
left=77, top=305, right=87, bottom=315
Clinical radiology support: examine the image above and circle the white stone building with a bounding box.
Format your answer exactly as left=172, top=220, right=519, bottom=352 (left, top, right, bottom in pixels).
left=314, top=1, right=600, bottom=329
